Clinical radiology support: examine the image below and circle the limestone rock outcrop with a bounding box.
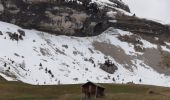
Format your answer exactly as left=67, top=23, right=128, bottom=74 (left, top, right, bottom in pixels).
left=0, top=0, right=169, bottom=36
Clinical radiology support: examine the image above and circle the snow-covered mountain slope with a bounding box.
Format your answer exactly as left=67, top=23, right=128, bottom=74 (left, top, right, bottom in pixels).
left=1, top=21, right=170, bottom=87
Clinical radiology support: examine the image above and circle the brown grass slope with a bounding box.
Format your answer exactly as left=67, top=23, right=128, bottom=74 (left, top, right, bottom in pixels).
left=0, top=81, right=170, bottom=100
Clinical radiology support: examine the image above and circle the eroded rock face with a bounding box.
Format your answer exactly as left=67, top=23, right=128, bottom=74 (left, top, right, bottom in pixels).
left=0, top=0, right=4, bottom=13
left=0, top=0, right=103, bottom=36
left=0, top=0, right=130, bottom=36
left=0, top=0, right=169, bottom=36
left=111, top=15, right=170, bottom=35
left=41, top=8, right=90, bottom=35
left=168, top=25, right=170, bottom=32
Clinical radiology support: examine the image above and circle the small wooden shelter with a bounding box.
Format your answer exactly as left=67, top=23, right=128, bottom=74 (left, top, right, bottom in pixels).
left=81, top=81, right=105, bottom=99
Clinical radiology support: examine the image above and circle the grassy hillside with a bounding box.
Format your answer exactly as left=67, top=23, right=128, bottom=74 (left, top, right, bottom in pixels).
left=0, top=81, right=170, bottom=100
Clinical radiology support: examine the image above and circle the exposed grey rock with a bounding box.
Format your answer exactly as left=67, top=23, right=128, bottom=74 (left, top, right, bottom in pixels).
left=111, top=15, right=170, bottom=35
left=0, top=0, right=169, bottom=36
left=168, top=25, right=170, bottom=32
left=100, top=59, right=118, bottom=74
left=0, top=0, right=130, bottom=36
left=0, top=31, right=3, bottom=35
left=0, top=0, right=4, bottom=14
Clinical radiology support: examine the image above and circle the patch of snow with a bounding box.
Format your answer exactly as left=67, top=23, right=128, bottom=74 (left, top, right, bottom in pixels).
left=106, top=11, right=117, bottom=18
left=165, top=42, right=170, bottom=46
left=140, top=39, right=157, bottom=49
left=92, top=0, right=131, bottom=15
left=161, top=46, right=170, bottom=53
left=0, top=73, right=16, bottom=81
left=109, top=20, right=117, bottom=23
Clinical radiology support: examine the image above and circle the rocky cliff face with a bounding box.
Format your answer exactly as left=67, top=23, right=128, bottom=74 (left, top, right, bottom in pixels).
left=0, top=0, right=169, bottom=36
left=0, top=0, right=111, bottom=36
left=0, top=0, right=135, bottom=36
left=114, top=15, right=170, bottom=35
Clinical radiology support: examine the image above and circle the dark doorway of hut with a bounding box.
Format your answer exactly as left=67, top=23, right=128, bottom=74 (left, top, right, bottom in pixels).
left=81, top=81, right=105, bottom=100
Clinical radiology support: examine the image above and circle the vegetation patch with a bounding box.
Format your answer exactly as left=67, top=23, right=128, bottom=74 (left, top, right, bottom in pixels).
left=0, top=81, right=170, bottom=100
left=162, top=54, right=170, bottom=68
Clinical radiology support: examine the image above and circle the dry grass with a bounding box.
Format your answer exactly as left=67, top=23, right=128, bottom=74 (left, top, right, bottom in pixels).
left=0, top=81, right=170, bottom=100
left=162, top=55, right=170, bottom=68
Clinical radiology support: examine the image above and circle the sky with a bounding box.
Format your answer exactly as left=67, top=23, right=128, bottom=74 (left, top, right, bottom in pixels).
left=122, top=0, right=170, bottom=24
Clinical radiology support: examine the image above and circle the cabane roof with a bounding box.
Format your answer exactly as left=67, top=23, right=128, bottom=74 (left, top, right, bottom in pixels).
left=81, top=81, right=105, bottom=89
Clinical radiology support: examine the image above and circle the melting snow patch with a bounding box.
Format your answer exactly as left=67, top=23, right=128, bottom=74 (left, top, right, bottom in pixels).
left=161, top=46, right=170, bottom=52
left=140, top=39, right=157, bottom=49
left=0, top=73, right=16, bottom=81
